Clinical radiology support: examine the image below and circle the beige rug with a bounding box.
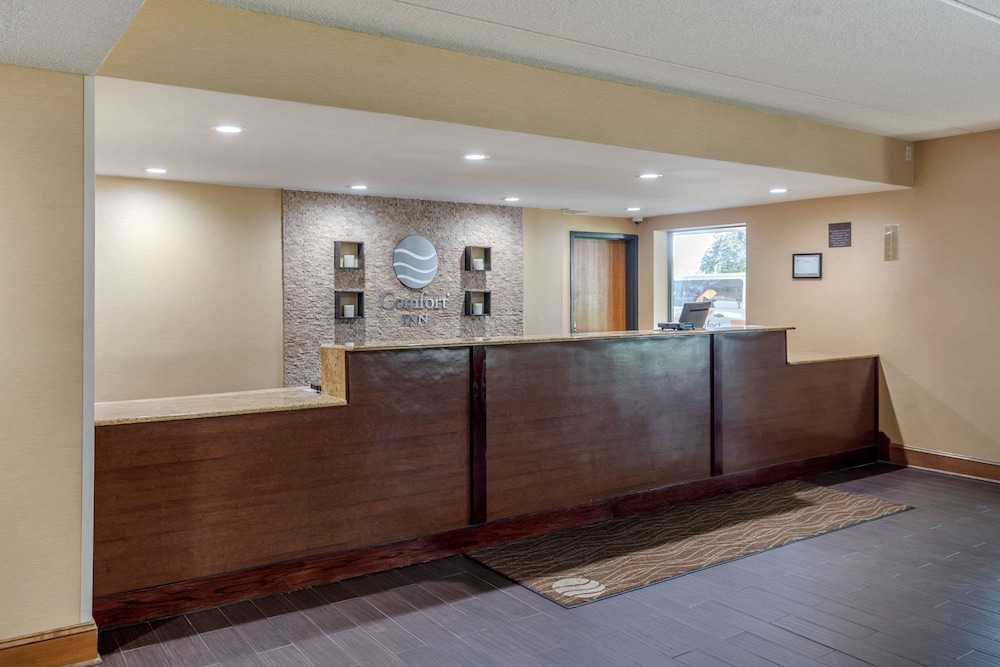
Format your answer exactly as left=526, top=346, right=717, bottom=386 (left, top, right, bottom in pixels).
left=468, top=480, right=910, bottom=606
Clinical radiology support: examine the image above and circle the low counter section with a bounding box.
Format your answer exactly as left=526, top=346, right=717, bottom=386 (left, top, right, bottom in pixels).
left=93, top=327, right=878, bottom=626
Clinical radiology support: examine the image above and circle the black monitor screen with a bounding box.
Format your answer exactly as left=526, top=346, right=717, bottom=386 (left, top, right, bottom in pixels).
left=679, top=301, right=711, bottom=328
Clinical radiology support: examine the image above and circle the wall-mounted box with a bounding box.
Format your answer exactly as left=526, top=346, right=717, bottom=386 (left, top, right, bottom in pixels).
left=464, top=290, right=491, bottom=316
left=335, top=291, right=365, bottom=319
left=335, top=241, right=365, bottom=269
left=464, top=246, right=492, bottom=271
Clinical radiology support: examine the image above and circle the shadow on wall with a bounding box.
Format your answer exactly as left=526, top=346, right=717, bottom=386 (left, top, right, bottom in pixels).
left=880, top=358, right=1000, bottom=457
left=878, top=359, right=901, bottom=445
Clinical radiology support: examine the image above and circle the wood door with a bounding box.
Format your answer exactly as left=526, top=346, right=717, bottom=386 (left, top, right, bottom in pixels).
left=572, top=237, right=627, bottom=332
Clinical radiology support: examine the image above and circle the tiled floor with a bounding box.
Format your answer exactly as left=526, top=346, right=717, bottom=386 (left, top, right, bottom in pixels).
left=99, top=465, right=1000, bottom=666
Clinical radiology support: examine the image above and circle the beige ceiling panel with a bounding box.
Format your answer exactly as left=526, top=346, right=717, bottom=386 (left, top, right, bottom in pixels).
left=99, top=0, right=912, bottom=186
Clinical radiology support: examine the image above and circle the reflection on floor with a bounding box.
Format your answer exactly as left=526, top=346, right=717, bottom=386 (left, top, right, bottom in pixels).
left=99, top=464, right=1000, bottom=666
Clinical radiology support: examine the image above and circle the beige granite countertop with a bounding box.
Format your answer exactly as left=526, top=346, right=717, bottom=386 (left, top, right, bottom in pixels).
left=95, top=387, right=346, bottom=426
left=786, top=351, right=879, bottom=365
left=323, top=325, right=793, bottom=352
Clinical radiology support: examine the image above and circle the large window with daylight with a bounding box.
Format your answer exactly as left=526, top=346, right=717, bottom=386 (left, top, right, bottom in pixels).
left=668, top=226, right=746, bottom=328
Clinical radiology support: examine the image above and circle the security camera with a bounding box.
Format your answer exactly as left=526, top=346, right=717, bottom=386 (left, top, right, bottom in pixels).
left=633, top=216, right=643, bottom=225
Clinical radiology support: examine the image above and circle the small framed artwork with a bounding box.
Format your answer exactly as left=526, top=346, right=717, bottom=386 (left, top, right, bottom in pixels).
left=792, top=253, right=822, bottom=279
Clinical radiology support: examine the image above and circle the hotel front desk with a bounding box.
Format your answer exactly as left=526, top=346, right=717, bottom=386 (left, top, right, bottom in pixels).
left=93, top=327, right=878, bottom=627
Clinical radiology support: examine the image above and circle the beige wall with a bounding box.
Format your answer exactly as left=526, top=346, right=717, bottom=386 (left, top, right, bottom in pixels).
left=639, top=129, right=1000, bottom=464
left=523, top=209, right=638, bottom=335
left=96, top=177, right=283, bottom=400
left=0, top=64, right=84, bottom=638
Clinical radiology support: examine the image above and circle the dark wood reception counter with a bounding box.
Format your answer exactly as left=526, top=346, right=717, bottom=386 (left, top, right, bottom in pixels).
left=93, top=327, right=878, bottom=626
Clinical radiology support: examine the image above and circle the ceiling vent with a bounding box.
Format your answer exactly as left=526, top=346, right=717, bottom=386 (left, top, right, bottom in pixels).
left=561, top=208, right=589, bottom=215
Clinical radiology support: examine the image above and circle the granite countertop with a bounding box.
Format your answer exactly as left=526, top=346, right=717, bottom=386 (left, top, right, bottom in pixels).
left=323, top=325, right=793, bottom=352
left=786, top=351, right=879, bottom=365
left=95, top=387, right=346, bottom=426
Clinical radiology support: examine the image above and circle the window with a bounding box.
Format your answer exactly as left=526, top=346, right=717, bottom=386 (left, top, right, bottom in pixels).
left=668, top=226, right=746, bottom=328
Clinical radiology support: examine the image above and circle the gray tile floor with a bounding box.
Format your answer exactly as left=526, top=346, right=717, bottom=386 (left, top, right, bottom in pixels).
left=99, top=465, right=1000, bottom=666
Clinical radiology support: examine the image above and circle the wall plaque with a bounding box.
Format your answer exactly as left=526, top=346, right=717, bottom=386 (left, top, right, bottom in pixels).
left=829, top=222, right=852, bottom=248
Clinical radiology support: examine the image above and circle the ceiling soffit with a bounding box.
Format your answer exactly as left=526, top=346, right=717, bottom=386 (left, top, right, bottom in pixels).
left=99, top=0, right=912, bottom=187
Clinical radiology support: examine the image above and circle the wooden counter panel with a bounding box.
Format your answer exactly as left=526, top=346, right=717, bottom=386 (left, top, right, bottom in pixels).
left=94, top=348, right=471, bottom=597
left=486, top=337, right=712, bottom=520
left=716, top=332, right=877, bottom=473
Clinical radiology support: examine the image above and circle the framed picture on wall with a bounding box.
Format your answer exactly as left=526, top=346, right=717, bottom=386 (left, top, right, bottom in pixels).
left=792, top=253, right=822, bottom=279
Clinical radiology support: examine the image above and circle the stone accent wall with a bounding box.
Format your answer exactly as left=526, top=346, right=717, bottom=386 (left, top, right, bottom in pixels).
left=283, top=191, right=524, bottom=386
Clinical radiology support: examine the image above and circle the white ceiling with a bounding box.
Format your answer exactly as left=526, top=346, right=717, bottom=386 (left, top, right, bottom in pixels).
left=9, top=1, right=1000, bottom=216
left=95, top=77, right=904, bottom=217
left=0, top=0, right=143, bottom=74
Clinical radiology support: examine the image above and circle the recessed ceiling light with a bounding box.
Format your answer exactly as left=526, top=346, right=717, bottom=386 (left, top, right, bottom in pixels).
left=464, top=154, right=489, bottom=161
left=769, top=187, right=788, bottom=194
left=503, top=197, right=520, bottom=202
left=626, top=207, right=641, bottom=212
left=350, top=185, right=368, bottom=190
left=144, top=167, right=168, bottom=174
left=639, top=173, right=663, bottom=179
left=213, top=125, right=244, bottom=134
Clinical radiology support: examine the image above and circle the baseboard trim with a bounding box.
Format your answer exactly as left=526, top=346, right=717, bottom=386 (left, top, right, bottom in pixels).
left=0, top=621, right=97, bottom=667
left=890, top=444, right=1000, bottom=483
left=94, top=445, right=876, bottom=628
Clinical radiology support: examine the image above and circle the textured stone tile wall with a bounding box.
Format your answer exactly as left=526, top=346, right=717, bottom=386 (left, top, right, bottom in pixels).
left=283, top=191, right=524, bottom=386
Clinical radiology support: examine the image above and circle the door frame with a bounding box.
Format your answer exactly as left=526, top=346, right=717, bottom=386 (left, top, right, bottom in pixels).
left=569, top=231, right=639, bottom=333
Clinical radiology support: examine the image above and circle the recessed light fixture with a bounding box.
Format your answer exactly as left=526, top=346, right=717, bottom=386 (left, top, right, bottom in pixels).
left=626, top=207, right=641, bottom=212
left=213, top=125, right=244, bottom=134
left=639, top=173, right=663, bottom=179
left=464, top=154, right=489, bottom=161
left=350, top=185, right=368, bottom=190
left=769, top=187, right=788, bottom=194
left=503, top=197, right=520, bottom=202
left=144, top=167, right=168, bottom=174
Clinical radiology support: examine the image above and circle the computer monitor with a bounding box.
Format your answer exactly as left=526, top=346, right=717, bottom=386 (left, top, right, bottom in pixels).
left=678, top=301, right=712, bottom=328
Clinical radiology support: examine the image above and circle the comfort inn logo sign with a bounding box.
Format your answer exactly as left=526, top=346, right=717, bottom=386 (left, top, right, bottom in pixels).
left=392, top=235, right=438, bottom=288
left=382, top=235, right=450, bottom=327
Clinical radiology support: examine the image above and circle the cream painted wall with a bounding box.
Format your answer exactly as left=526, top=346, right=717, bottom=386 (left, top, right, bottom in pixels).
left=0, top=64, right=84, bottom=639
left=523, top=208, right=638, bottom=335
left=96, top=177, right=284, bottom=400
left=639, top=129, right=1000, bottom=464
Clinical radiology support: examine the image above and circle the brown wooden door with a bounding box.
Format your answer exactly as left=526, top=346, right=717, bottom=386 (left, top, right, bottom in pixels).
left=572, top=237, right=627, bottom=333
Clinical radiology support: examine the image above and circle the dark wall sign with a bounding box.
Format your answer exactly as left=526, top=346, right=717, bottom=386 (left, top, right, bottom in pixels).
left=829, top=222, right=852, bottom=248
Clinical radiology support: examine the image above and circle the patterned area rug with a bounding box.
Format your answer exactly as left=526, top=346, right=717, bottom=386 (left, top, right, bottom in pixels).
left=468, top=480, right=910, bottom=607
